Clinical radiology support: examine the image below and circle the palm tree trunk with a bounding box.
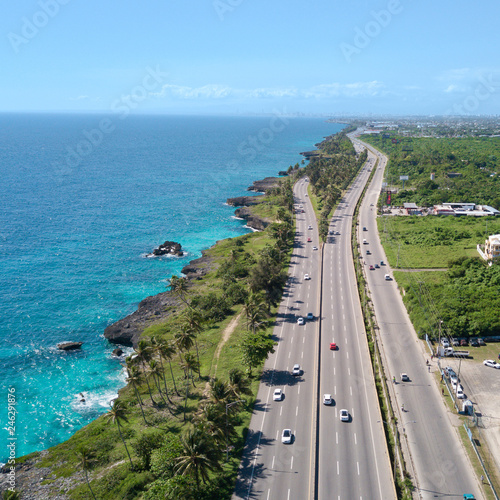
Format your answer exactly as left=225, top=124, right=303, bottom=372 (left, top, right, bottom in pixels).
left=141, top=361, right=156, bottom=405
left=84, top=470, right=97, bottom=500
left=116, top=420, right=134, bottom=468
left=157, top=356, right=173, bottom=404
left=194, top=340, right=201, bottom=379
left=168, top=358, right=180, bottom=396
left=132, top=382, right=148, bottom=425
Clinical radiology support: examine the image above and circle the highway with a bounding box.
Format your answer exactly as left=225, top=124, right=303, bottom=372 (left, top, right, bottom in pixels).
left=233, top=148, right=394, bottom=499
left=351, top=134, right=483, bottom=499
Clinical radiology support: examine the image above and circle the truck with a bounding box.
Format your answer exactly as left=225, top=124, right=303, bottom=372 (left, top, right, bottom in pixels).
left=443, top=347, right=469, bottom=358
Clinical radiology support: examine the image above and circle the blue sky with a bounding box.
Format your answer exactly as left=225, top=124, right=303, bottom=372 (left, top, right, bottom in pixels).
left=2, top=0, right=500, bottom=115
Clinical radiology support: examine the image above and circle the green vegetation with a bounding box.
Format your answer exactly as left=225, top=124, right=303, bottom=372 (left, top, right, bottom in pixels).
left=304, top=130, right=367, bottom=241
left=363, top=134, right=500, bottom=208
left=19, top=178, right=297, bottom=499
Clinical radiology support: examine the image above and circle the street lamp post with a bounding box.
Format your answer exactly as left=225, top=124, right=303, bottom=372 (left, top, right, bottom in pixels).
left=226, top=400, right=245, bottom=461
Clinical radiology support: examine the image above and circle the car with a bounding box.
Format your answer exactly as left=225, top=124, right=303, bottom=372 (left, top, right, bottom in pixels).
left=456, top=386, right=465, bottom=399
left=450, top=374, right=459, bottom=384
left=483, top=359, right=500, bottom=369
left=363, top=239, right=368, bottom=244
left=323, top=394, right=333, bottom=405
left=380, top=260, right=384, bottom=266
left=375, top=264, right=380, bottom=268
left=308, top=225, right=313, bottom=230
left=366, top=250, right=371, bottom=255
left=312, top=246, right=318, bottom=251
left=304, top=274, right=311, bottom=280
left=297, top=317, right=304, bottom=325
left=444, top=366, right=457, bottom=377
left=363, top=227, right=367, bottom=231
left=384, top=274, right=392, bottom=281
left=452, top=338, right=460, bottom=346
left=292, top=364, right=301, bottom=376
left=401, top=373, right=410, bottom=382
left=299, top=205, right=303, bottom=208
left=306, top=312, right=314, bottom=321
left=330, top=342, right=337, bottom=350
left=441, top=339, right=450, bottom=348
left=470, top=340, right=479, bottom=347
left=307, top=237, right=312, bottom=242
left=478, top=338, right=486, bottom=346
left=281, top=429, right=292, bottom=444
left=340, top=409, right=349, bottom=422
left=460, top=339, right=468, bottom=347
left=335, top=231, right=340, bottom=235
left=369, top=265, right=375, bottom=270
left=329, top=230, right=334, bottom=235
left=301, top=209, right=305, bottom=213
left=273, top=388, right=283, bottom=401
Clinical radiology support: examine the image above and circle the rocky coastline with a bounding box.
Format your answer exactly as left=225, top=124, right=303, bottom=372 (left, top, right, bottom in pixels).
left=103, top=177, right=277, bottom=348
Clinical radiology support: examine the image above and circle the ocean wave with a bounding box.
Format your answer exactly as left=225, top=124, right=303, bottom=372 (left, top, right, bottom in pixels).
left=243, top=225, right=260, bottom=232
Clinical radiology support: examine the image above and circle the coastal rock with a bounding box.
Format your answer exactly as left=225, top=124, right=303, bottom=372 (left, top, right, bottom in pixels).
left=104, top=250, right=215, bottom=347
left=234, top=207, right=270, bottom=231
left=226, top=195, right=262, bottom=207
left=112, top=348, right=123, bottom=356
left=300, top=150, right=320, bottom=159
left=247, top=177, right=280, bottom=193
left=278, top=170, right=289, bottom=176
left=57, top=342, right=83, bottom=351
left=147, top=241, right=184, bottom=257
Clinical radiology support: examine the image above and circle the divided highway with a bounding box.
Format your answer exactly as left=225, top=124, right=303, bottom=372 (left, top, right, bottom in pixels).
left=233, top=151, right=394, bottom=499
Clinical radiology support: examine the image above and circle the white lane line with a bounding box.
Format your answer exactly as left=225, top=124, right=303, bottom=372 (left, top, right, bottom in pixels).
left=357, top=462, right=360, bottom=475
left=276, top=430, right=279, bottom=440
left=288, top=352, right=291, bottom=358
left=347, top=351, right=349, bottom=359
left=298, top=385, right=300, bottom=395
left=334, top=367, right=336, bottom=376
left=267, top=489, right=271, bottom=500
left=350, top=386, right=352, bottom=396
left=280, top=407, right=282, bottom=416
left=288, top=489, right=290, bottom=500
left=271, top=456, right=275, bottom=469
left=343, top=321, right=346, bottom=328
left=301, top=351, right=304, bottom=359
left=337, top=461, right=340, bottom=475
left=296, top=406, right=298, bottom=416
left=354, top=433, right=357, bottom=445
left=336, top=432, right=338, bottom=444
left=303, top=336, right=305, bottom=343
left=291, top=456, right=293, bottom=470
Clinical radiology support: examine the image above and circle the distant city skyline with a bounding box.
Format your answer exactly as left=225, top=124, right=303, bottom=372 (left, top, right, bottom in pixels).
left=2, top=0, right=500, bottom=115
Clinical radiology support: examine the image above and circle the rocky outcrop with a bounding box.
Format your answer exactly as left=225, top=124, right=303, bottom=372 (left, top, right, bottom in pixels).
left=234, top=207, right=270, bottom=231
left=147, top=241, right=184, bottom=257
left=103, top=250, right=215, bottom=347
left=112, top=348, right=123, bottom=356
left=300, top=150, right=320, bottom=159
left=247, top=177, right=280, bottom=193
left=57, top=342, right=83, bottom=351
left=278, top=170, right=289, bottom=176
left=226, top=195, right=262, bottom=207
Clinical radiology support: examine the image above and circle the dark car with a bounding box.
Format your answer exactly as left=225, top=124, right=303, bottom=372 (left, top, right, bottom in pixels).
left=471, top=340, right=480, bottom=347
left=477, top=338, right=486, bottom=346
left=460, top=339, right=468, bottom=347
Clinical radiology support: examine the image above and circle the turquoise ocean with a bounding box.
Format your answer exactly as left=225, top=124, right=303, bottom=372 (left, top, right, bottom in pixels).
left=0, top=114, right=343, bottom=462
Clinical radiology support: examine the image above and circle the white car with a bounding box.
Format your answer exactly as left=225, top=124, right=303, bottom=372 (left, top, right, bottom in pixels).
left=401, top=373, right=409, bottom=382
left=273, top=388, right=283, bottom=401
left=297, top=317, right=304, bottom=325
left=340, top=409, right=349, bottom=422
left=304, top=274, right=311, bottom=280
left=281, top=428, right=292, bottom=444
left=292, top=364, right=301, bottom=376
left=323, top=394, right=333, bottom=405
left=312, top=246, right=318, bottom=251
left=308, top=225, right=313, bottom=230
left=456, top=386, right=465, bottom=399
left=483, top=359, right=500, bottom=369
left=384, top=274, right=392, bottom=281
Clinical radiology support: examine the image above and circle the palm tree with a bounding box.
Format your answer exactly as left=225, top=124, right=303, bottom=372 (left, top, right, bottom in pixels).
left=126, top=363, right=148, bottom=425
left=76, top=446, right=97, bottom=500
left=181, top=353, right=200, bottom=386
left=175, top=327, right=195, bottom=364
left=181, top=310, right=203, bottom=377
left=208, top=378, right=231, bottom=406
left=168, top=275, right=190, bottom=306
left=105, top=400, right=134, bottom=468
left=150, top=337, right=173, bottom=403
left=160, top=339, right=180, bottom=396
left=193, top=403, right=227, bottom=446
left=174, top=428, right=222, bottom=492
left=149, top=359, right=168, bottom=405
left=134, top=340, right=156, bottom=406
left=227, top=368, right=252, bottom=400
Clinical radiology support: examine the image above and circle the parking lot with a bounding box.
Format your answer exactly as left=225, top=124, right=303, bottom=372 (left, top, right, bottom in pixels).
left=440, top=342, right=500, bottom=476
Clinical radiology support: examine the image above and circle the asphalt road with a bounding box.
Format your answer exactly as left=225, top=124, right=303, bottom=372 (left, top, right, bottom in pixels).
left=352, top=135, right=483, bottom=500
left=233, top=151, right=394, bottom=499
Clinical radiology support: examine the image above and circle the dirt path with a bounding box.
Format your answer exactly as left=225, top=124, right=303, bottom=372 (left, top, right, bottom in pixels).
left=204, top=311, right=243, bottom=394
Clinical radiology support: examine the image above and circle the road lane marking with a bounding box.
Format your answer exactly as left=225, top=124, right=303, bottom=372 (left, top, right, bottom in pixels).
left=280, top=407, right=282, bottom=416
left=336, top=432, right=338, bottom=444
left=298, top=385, right=300, bottom=394
left=271, top=456, right=275, bottom=469
left=337, top=461, right=339, bottom=475
left=347, top=351, right=349, bottom=359
left=291, top=456, right=293, bottom=470
left=354, top=433, right=357, bottom=445
left=288, top=352, right=291, bottom=358
left=357, top=462, right=360, bottom=475
left=296, top=406, right=298, bottom=416
left=301, top=351, right=304, bottom=358
left=267, top=489, right=270, bottom=500
left=350, top=386, right=352, bottom=395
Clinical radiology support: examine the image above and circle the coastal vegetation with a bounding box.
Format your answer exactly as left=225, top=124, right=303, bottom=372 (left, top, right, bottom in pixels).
left=302, top=129, right=367, bottom=241
left=11, top=177, right=297, bottom=499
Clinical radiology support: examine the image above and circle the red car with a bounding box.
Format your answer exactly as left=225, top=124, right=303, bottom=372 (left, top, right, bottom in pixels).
left=330, top=342, right=337, bottom=350
left=369, top=265, right=374, bottom=270
left=307, top=237, right=312, bottom=242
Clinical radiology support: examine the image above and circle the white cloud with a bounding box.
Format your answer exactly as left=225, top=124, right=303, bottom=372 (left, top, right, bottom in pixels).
left=152, top=84, right=232, bottom=99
